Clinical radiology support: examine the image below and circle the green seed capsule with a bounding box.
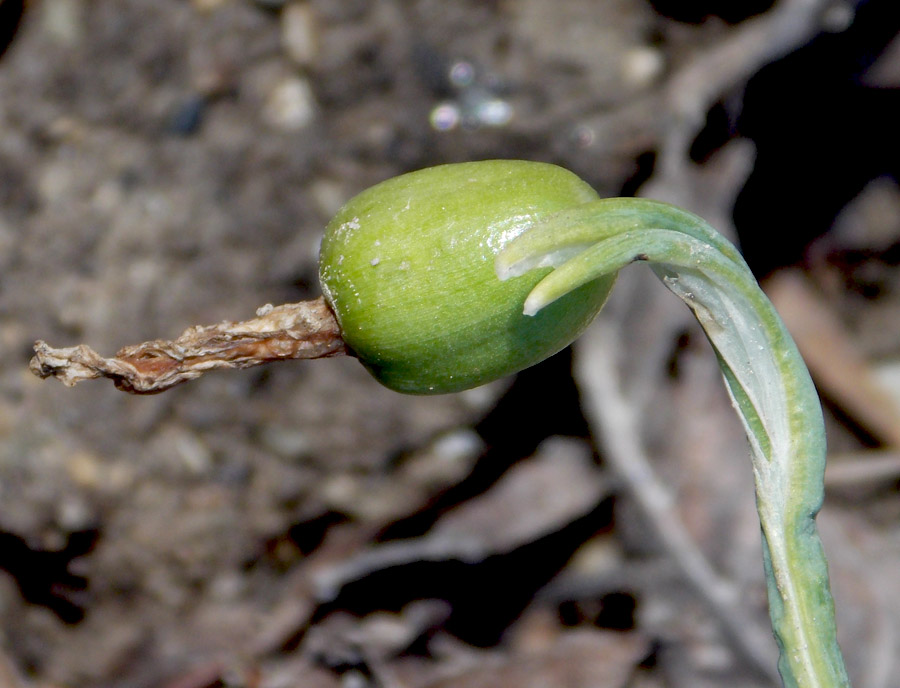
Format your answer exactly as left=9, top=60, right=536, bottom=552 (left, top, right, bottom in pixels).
left=318, top=160, right=615, bottom=394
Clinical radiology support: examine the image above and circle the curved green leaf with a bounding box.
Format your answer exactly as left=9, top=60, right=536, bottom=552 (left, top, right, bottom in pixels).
left=498, top=198, right=850, bottom=688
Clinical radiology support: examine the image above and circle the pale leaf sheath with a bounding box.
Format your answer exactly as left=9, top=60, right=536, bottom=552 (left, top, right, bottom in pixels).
left=497, top=198, right=850, bottom=688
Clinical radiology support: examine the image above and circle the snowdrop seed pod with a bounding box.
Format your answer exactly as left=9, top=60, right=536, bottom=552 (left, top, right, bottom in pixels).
left=320, top=160, right=850, bottom=688
left=318, top=160, right=614, bottom=393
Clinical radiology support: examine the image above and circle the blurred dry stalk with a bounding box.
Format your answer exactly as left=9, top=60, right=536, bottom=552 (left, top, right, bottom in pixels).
left=766, top=270, right=900, bottom=448
left=575, top=318, right=781, bottom=684
left=544, top=0, right=831, bottom=176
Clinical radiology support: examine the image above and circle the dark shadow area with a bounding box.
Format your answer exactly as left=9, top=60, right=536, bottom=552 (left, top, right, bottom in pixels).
left=379, top=347, right=590, bottom=542
left=620, top=150, right=658, bottom=197
left=689, top=101, right=737, bottom=164
left=314, top=496, right=615, bottom=648
left=0, top=529, right=98, bottom=624
left=647, top=0, right=775, bottom=24
left=734, top=0, right=900, bottom=277
left=289, top=510, right=350, bottom=556
left=0, top=0, right=24, bottom=62
left=558, top=590, right=638, bottom=631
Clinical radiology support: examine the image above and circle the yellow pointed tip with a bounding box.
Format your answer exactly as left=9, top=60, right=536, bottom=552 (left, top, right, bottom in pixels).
left=522, top=292, right=545, bottom=317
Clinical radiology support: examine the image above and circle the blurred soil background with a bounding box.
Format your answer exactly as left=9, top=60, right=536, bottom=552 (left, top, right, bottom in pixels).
left=1, top=0, right=899, bottom=686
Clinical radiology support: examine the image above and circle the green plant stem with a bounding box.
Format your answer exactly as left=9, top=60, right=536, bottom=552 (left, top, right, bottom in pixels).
left=497, top=198, right=850, bottom=688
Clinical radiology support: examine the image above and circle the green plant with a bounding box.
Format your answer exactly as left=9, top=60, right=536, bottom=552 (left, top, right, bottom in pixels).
left=31, top=160, right=850, bottom=687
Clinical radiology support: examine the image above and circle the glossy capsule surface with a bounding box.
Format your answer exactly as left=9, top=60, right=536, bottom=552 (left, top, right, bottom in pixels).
left=318, top=160, right=614, bottom=393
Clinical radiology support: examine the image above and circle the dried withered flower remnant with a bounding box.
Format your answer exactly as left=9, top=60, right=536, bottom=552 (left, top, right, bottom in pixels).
left=30, top=297, right=347, bottom=394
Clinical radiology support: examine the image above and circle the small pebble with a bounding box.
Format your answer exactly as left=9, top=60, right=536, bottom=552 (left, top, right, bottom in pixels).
left=66, top=451, right=103, bottom=488
left=192, top=0, right=228, bottom=11
left=473, top=97, right=513, bottom=127
left=57, top=496, right=93, bottom=531
left=281, top=1, right=317, bottom=66
left=448, top=60, right=476, bottom=88
left=42, top=0, right=83, bottom=46
left=621, top=46, right=664, bottom=88
left=168, top=95, right=207, bottom=136
left=570, top=123, right=596, bottom=148
left=263, top=76, right=316, bottom=131
left=260, top=424, right=311, bottom=458
left=822, top=1, right=855, bottom=32
left=429, top=102, right=460, bottom=131
left=309, top=178, right=348, bottom=218
left=0, top=219, right=13, bottom=272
